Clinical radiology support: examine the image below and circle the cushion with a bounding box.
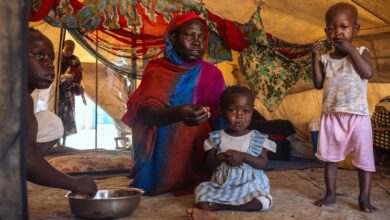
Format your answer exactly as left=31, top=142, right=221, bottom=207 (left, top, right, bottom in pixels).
left=48, top=150, right=132, bottom=174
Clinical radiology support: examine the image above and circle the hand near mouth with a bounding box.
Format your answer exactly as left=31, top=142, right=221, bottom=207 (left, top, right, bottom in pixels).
left=330, top=38, right=354, bottom=54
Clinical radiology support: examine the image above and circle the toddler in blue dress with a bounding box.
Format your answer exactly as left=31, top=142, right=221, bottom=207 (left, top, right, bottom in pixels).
left=187, top=86, right=276, bottom=220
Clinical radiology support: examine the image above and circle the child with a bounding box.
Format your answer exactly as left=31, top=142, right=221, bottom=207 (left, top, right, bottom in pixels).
left=311, top=2, right=377, bottom=213
left=187, top=86, right=276, bottom=220
left=26, top=28, right=97, bottom=195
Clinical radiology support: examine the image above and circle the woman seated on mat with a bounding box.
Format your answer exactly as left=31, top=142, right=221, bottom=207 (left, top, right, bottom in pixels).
left=121, top=13, right=226, bottom=195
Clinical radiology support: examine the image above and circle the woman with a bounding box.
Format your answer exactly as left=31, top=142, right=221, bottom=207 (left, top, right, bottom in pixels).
left=58, top=40, right=86, bottom=145
left=122, top=13, right=226, bottom=195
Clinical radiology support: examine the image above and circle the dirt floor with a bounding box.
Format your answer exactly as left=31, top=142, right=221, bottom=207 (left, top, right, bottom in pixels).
left=28, top=168, right=390, bottom=220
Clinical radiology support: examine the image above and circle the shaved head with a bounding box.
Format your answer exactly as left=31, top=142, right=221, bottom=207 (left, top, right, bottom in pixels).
left=29, top=28, right=49, bottom=43
left=325, top=2, right=358, bottom=25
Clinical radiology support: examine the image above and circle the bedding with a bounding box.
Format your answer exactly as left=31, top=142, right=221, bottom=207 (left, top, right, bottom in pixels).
left=47, top=150, right=132, bottom=174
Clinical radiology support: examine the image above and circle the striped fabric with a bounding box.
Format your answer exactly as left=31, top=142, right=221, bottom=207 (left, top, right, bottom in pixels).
left=195, top=130, right=273, bottom=207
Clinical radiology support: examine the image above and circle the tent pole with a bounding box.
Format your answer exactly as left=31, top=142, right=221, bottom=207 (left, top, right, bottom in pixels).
left=55, top=28, right=66, bottom=115
left=95, top=30, right=99, bottom=150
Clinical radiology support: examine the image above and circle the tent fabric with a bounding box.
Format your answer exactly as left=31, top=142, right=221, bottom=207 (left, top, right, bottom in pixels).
left=201, top=0, right=262, bottom=24
left=239, top=8, right=312, bottom=112
left=30, top=0, right=55, bottom=22
left=260, top=0, right=390, bottom=44
left=34, top=0, right=249, bottom=78
left=35, top=0, right=387, bottom=112
left=29, top=1, right=390, bottom=151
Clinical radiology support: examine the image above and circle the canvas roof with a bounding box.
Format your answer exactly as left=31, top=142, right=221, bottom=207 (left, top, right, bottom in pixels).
left=204, top=0, right=390, bottom=44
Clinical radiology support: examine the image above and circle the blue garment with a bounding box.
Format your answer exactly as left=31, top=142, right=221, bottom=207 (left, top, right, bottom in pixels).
left=195, top=130, right=272, bottom=206
left=127, top=33, right=226, bottom=195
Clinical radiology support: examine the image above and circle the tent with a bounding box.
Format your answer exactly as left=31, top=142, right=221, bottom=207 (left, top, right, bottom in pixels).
left=1, top=0, right=389, bottom=218
left=30, top=0, right=389, bottom=156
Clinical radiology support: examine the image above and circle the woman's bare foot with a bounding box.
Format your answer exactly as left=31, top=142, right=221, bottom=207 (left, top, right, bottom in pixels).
left=314, top=194, right=336, bottom=207
left=359, top=197, right=378, bottom=213
left=186, top=208, right=216, bottom=220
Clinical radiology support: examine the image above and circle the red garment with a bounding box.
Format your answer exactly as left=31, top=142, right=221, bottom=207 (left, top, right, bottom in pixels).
left=164, top=12, right=208, bottom=38
left=207, top=11, right=249, bottom=51
left=122, top=13, right=226, bottom=195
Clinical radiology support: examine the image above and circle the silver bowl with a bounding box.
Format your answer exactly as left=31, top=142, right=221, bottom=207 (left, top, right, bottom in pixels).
left=65, top=188, right=144, bottom=219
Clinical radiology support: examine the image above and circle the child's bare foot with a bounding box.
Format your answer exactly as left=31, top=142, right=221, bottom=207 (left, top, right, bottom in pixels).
left=186, top=208, right=216, bottom=220
left=314, top=194, right=336, bottom=207
left=359, top=197, right=378, bottom=213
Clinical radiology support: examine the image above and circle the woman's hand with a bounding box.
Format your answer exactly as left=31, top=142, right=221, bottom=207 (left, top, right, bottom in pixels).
left=225, top=149, right=245, bottom=167
left=179, top=104, right=210, bottom=126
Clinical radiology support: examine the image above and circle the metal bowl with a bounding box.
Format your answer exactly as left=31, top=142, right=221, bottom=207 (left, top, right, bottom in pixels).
left=65, top=188, right=144, bottom=219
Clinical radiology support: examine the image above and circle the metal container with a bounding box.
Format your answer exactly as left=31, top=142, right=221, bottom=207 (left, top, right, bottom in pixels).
left=65, top=188, right=144, bottom=219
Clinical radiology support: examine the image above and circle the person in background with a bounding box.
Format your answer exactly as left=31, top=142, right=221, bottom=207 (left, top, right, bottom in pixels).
left=58, top=39, right=86, bottom=146
left=311, top=2, right=377, bottom=212
left=121, top=13, right=226, bottom=195
left=27, top=28, right=97, bottom=195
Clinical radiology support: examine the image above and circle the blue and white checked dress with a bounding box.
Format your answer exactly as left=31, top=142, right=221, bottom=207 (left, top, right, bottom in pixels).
left=195, top=130, right=273, bottom=206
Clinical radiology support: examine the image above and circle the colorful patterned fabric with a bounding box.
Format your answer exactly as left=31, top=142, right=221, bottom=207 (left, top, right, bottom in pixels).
left=195, top=130, right=272, bottom=206
left=37, top=0, right=248, bottom=79
left=121, top=13, right=226, bottom=195
left=33, top=2, right=317, bottom=112
left=30, top=0, right=55, bottom=21
left=238, top=8, right=312, bottom=112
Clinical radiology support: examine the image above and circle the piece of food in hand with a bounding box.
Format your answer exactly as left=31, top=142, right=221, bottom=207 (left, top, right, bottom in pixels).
left=320, top=40, right=336, bottom=53
left=202, top=106, right=211, bottom=117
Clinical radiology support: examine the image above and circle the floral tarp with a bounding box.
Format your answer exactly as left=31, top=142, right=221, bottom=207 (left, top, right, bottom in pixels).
left=239, top=8, right=312, bottom=112
left=36, top=0, right=248, bottom=78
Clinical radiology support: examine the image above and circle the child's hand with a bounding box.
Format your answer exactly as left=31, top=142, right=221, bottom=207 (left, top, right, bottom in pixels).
left=217, top=152, right=227, bottom=163
left=71, top=176, right=98, bottom=198
left=225, top=149, right=245, bottom=167
left=331, top=39, right=354, bottom=54
left=311, top=40, right=324, bottom=60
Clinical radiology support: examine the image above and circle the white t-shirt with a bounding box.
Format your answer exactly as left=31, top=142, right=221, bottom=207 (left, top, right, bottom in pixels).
left=320, top=46, right=370, bottom=115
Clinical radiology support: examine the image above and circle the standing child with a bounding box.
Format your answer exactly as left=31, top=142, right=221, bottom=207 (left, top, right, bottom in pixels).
left=311, top=2, right=377, bottom=212
left=26, top=28, right=97, bottom=195
left=187, top=86, right=276, bottom=220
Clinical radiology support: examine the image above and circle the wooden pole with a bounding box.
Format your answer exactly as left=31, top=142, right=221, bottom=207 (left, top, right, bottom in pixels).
left=95, top=29, right=99, bottom=149
left=0, top=0, right=29, bottom=219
